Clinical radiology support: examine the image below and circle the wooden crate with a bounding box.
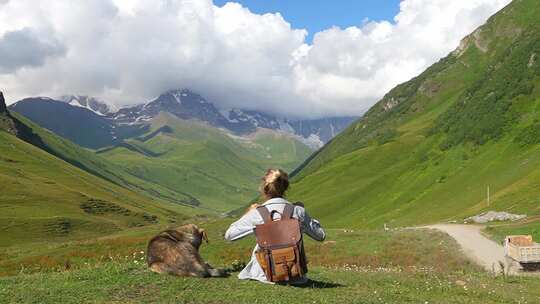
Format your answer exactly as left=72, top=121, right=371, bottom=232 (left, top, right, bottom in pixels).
left=505, top=235, right=540, bottom=263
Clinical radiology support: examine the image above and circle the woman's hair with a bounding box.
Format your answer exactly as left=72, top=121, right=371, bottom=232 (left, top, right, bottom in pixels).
left=260, top=169, right=289, bottom=199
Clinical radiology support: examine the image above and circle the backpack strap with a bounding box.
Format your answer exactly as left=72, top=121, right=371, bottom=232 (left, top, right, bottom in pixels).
left=257, top=206, right=272, bottom=223
left=282, top=204, right=294, bottom=220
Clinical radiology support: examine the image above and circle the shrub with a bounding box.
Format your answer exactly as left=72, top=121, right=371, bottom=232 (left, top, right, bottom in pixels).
left=433, top=32, right=539, bottom=148
left=515, top=122, right=540, bottom=146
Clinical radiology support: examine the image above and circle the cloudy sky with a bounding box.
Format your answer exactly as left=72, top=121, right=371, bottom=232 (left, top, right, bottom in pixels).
left=0, top=0, right=511, bottom=118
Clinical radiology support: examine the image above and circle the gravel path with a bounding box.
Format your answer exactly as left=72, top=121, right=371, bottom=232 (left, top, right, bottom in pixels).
left=425, top=224, right=507, bottom=273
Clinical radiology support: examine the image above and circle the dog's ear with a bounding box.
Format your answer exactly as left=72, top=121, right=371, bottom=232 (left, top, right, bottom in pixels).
left=199, top=229, right=209, bottom=243
left=162, top=229, right=186, bottom=243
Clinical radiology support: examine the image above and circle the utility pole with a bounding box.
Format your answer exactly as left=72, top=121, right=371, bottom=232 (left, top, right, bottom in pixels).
left=487, top=185, right=490, bottom=207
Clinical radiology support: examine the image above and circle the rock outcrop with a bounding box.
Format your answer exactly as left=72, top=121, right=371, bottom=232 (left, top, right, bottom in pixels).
left=0, top=91, right=50, bottom=151
left=0, top=91, right=7, bottom=113
left=464, top=211, right=527, bottom=224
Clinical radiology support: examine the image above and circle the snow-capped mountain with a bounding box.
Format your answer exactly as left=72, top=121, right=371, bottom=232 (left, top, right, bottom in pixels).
left=220, top=108, right=356, bottom=148
left=113, top=89, right=358, bottom=148
left=287, top=117, right=356, bottom=147
left=11, top=89, right=357, bottom=149
left=59, top=95, right=117, bottom=116
left=221, top=109, right=281, bottom=131
left=113, top=89, right=235, bottom=129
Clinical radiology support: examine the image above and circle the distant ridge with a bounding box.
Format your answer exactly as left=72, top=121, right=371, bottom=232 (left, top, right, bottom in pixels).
left=10, top=89, right=357, bottom=149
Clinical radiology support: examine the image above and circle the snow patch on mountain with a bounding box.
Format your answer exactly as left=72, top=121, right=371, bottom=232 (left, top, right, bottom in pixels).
left=171, top=91, right=183, bottom=104
left=67, top=99, right=105, bottom=116
left=298, top=134, right=324, bottom=150
left=60, top=95, right=117, bottom=116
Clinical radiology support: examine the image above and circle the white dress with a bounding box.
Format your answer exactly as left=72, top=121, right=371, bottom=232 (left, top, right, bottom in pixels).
left=224, top=197, right=326, bottom=283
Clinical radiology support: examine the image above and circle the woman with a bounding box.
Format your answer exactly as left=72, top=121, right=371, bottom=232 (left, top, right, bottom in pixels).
left=224, top=168, right=326, bottom=283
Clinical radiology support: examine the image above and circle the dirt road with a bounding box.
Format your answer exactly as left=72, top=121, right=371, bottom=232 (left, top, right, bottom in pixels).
left=425, top=224, right=506, bottom=273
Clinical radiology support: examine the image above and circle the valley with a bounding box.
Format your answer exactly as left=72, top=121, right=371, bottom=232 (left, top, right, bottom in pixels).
left=97, top=112, right=313, bottom=211
left=1, top=0, right=540, bottom=302
left=7, top=89, right=355, bottom=211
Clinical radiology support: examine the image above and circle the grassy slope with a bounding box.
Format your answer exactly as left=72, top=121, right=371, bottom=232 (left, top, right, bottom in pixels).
left=99, top=113, right=312, bottom=211
left=12, top=113, right=200, bottom=207
left=0, top=129, right=199, bottom=247
left=484, top=217, right=540, bottom=244
left=1, top=219, right=539, bottom=303
left=246, top=128, right=313, bottom=170
left=289, top=0, right=540, bottom=228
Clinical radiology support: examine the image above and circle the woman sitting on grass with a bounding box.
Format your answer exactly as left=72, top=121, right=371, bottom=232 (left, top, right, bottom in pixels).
left=224, top=168, right=326, bottom=284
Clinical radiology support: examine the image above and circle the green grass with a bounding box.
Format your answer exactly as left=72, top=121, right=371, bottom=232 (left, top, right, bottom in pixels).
left=1, top=220, right=539, bottom=303
left=4, top=264, right=540, bottom=304
left=484, top=218, right=540, bottom=244
left=289, top=0, right=540, bottom=229
left=99, top=113, right=312, bottom=211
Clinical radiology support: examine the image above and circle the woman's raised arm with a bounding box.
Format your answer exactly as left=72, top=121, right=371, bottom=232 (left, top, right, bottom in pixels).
left=224, top=206, right=261, bottom=241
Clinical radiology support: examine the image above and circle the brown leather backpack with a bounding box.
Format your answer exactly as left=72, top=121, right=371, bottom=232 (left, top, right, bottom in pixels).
left=254, top=204, right=307, bottom=282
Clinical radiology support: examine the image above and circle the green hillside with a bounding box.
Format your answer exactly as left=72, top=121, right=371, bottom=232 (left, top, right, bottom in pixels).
left=1, top=95, right=199, bottom=247
left=290, top=0, right=540, bottom=228
left=12, top=113, right=200, bottom=207
left=99, top=113, right=312, bottom=211
left=0, top=130, right=196, bottom=247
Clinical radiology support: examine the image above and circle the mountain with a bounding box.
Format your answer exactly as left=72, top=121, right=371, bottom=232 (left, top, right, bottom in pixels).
left=9, top=97, right=148, bottom=149
left=0, top=92, right=194, bottom=246
left=113, top=89, right=233, bottom=129
left=59, top=95, right=117, bottom=116
left=113, top=89, right=357, bottom=148
left=287, top=117, right=358, bottom=148
left=289, top=0, right=540, bottom=228
left=11, top=89, right=356, bottom=150
left=219, top=108, right=357, bottom=148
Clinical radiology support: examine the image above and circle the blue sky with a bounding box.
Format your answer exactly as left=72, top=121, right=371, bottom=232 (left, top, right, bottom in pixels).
left=214, top=0, right=401, bottom=42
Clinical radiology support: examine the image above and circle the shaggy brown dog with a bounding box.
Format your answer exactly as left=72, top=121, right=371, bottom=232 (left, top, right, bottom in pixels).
left=147, top=224, right=226, bottom=277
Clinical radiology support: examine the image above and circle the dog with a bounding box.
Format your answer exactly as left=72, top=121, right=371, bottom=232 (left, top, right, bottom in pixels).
left=146, top=224, right=227, bottom=277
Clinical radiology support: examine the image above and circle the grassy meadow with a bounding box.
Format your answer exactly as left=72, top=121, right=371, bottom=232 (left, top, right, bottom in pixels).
left=2, top=218, right=540, bottom=304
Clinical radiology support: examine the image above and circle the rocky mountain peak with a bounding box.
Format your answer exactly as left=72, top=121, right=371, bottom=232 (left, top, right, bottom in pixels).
left=110, top=88, right=358, bottom=147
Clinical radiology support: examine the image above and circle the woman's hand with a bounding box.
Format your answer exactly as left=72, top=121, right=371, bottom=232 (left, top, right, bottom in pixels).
left=293, top=201, right=305, bottom=207
left=245, top=203, right=260, bottom=214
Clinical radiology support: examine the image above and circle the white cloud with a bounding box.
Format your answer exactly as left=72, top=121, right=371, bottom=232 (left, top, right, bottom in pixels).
left=0, top=28, right=65, bottom=73
left=0, top=0, right=511, bottom=118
